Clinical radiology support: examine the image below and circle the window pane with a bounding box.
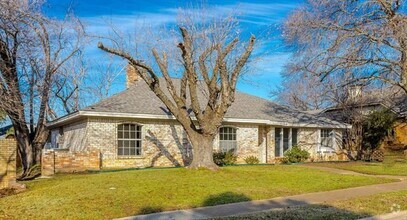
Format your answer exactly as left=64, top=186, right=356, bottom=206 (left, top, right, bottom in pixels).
left=123, top=148, right=129, bottom=155
left=321, top=129, right=334, bottom=151
left=283, top=128, right=290, bottom=152
left=292, top=128, right=298, bottom=146
left=118, top=147, right=123, bottom=156
left=130, top=148, right=136, bottom=155
left=275, top=128, right=281, bottom=157
left=219, top=127, right=237, bottom=152
left=275, top=128, right=281, bottom=138
left=136, top=140, right=141, bottom=149
left=117, top=124, right=143, bottom=156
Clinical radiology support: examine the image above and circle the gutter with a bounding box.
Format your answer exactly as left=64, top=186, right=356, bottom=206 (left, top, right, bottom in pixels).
left=46, top=110, right=351, bottom=129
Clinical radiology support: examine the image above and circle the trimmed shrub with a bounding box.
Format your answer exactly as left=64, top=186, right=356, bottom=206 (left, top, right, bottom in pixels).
left=283, top=146, right=310, bottom=163
left=244, top=156, right=260, bottom=164
left=213, top=150, right=238, bottom=166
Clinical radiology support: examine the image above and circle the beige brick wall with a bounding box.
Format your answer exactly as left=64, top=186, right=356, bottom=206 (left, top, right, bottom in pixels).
left=298, top=128, right=346, bottom=162
left=0, top=139, right=17, bottom=189
left=49, top=116, right=348, bottom=170
left=86, top=118, right=192, bottom=168
left=86, top=118, right=260, bottom=168
left=42, top=149, right=101, bottom=176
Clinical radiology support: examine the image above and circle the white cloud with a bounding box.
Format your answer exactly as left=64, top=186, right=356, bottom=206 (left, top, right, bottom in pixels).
left=78, top=1, right=298, bottom=98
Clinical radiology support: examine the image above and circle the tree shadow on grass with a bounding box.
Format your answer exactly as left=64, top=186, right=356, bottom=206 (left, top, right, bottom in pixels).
left=138, top=206, right=164, bottom=215
left=135, top=192, right=373, bottom=219
left=203, top=192, right=252, bottom=206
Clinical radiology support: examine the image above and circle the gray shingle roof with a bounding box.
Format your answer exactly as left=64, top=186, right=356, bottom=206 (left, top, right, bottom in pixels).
left=82, top=79, right=347, bottom=128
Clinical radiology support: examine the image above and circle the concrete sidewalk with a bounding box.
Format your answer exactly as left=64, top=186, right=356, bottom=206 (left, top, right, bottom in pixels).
left=360, top=210, right=407, bottom=220
left=300, top=165, right=407, bottom=181
left=116, top=180, right=407, bottom=220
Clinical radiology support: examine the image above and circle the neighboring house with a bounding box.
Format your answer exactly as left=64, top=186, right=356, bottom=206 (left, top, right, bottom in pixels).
left=46, top=66, right=350, bottom=169
left=320, top=88, right=407, bottom=150
left=0, top=124, right=13, bottom=139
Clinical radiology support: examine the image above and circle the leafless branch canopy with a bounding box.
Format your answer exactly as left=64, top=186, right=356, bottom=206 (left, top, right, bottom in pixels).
left=98, top=8, right=256, bottom=169
left=284, top=0, right=407, bottom=93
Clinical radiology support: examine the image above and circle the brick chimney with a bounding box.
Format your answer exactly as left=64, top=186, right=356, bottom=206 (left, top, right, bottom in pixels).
left=126, top=64, right=140, bottom=88
left=347, top=84, right=363, bottom=101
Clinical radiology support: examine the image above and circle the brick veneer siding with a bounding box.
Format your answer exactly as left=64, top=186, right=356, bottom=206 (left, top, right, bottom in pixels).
left=85, top=118, right=260, bottom=168
left=212, top=124, right=260, bottom=163
left=42, top=149, right=101, bottom=176
left=0, top=139, right=17, bottom=189
left=297, top=128, right=346, bottom=162
left=49, top=116, right=348, bottom=170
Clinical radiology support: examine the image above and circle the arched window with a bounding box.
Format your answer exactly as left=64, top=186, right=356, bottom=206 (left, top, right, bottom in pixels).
left=219, top=127, right=237, bottom=152
left=117, top=124, right=142, bottom=156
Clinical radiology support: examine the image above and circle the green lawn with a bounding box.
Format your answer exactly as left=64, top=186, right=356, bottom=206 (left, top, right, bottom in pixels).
left=0, top=165, right=394, bottom=219
left=309, top=153, right=407, bottom=176
left=218, top=190, right=407, bottom=220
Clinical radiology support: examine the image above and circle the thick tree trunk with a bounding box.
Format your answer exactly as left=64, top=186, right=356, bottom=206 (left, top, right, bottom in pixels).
left=12, top=121, right=35, bottom=177
left=187, top=134, right=218, bottom=170
left=11, top=117, right=48, bottom=179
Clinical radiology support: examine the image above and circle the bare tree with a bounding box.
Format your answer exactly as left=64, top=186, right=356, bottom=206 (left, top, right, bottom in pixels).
left=0, top=0, right=83, bottom=178
left=284, top=0, right=407, bottom=93
left=0, top=110, right=6, bottom=124
left=84, top=55, right=125, bottom=102
left=48, top=52, right=87, bottom=119
left=271, top=72, right=334, bottom=111
left=98, top=8, right=256, bottom=169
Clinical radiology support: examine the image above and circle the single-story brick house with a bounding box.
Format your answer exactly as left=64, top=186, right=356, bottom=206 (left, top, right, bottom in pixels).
left=46, top=67, right=350, bottom=169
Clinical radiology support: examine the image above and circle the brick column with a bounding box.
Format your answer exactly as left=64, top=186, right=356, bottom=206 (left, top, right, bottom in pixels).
left=266, top=126, right=275, bottom=163
left=0, top=139, right=17, bottom=189
left=41, top=149, right=55, bottom=176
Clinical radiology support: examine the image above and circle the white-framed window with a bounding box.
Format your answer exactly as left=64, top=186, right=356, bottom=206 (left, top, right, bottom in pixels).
left=275, top=128, right=298, bottom=157
left=219, top=127, right=237, bottom=152
left=319, top=129, right=335, bottom=153
left=117, top=124, right=142, bottom=156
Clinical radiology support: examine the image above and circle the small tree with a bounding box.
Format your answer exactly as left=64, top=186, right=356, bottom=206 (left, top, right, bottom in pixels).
left=98, top=8, right=256, bottom=169
left=362, top=110, right=396, bottom=151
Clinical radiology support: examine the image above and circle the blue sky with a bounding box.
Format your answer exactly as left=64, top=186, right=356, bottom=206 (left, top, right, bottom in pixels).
left=45, top=0, right=303, bottom=99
